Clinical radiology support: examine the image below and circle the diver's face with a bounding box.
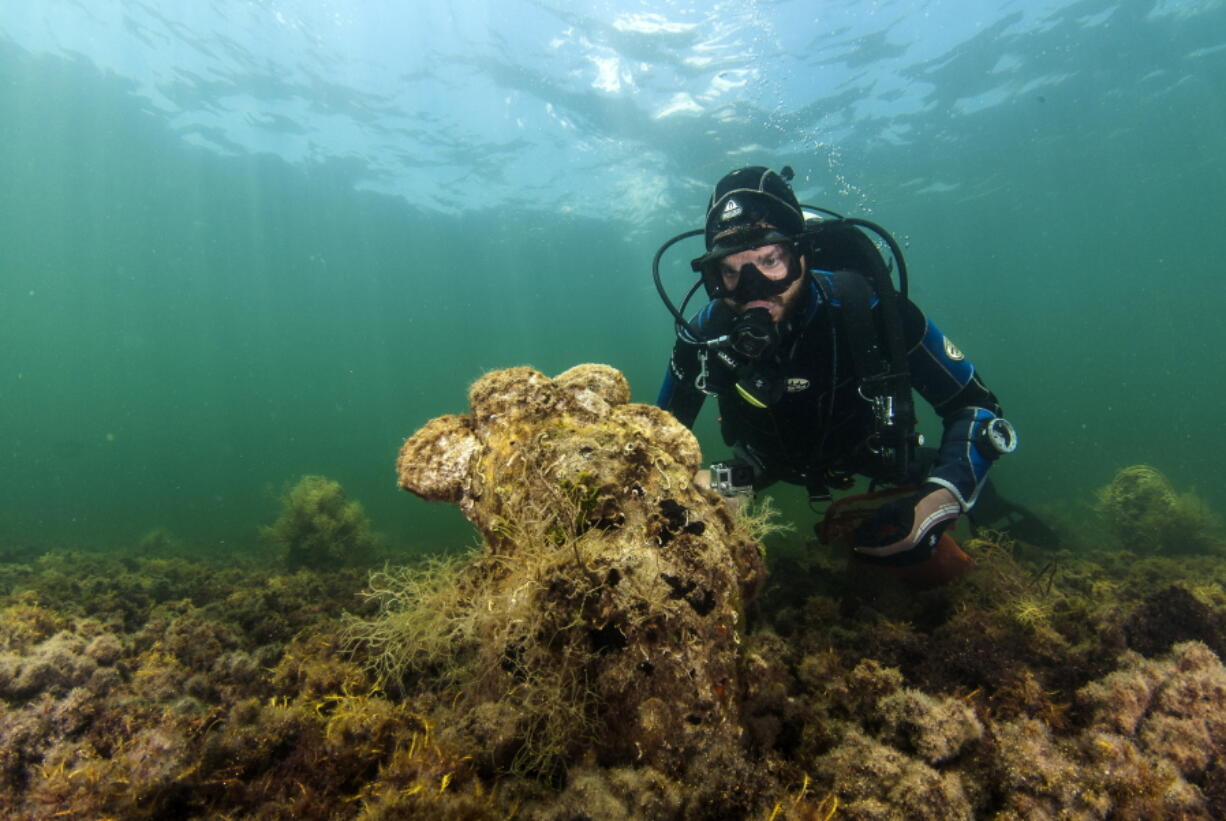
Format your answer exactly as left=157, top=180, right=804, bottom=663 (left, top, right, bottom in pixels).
left=718, top=243, right=804, bottom=322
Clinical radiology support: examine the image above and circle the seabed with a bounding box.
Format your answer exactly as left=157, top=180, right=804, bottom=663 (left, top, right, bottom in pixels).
left=1, top=528, right=1224, bottom=817
left=2, top=459, right=1225, bottom=819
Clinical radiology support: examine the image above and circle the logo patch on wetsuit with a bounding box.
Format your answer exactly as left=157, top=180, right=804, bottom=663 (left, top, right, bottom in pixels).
left=786, top=378, right=810, bottom=392
left=943, top=337, right=965, bottom=362
left=721, top=198, right=743, bottom=221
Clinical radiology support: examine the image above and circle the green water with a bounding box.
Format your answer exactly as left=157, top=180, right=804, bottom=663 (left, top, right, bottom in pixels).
left=0, top=45, right=667, bottom=553
left=3, top=12, right=1225, bottom=559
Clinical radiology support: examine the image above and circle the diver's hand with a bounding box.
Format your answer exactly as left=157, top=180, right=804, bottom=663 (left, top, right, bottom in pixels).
left=852, top=484, right=961, bottom=563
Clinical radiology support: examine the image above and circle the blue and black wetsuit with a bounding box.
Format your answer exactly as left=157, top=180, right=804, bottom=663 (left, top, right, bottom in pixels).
left=657, top=270, right=1003, bottom=511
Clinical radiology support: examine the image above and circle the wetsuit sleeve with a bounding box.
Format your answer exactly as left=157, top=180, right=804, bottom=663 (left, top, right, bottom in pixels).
left=903, top=300, right=1006, bottom=510
left=657, top=339, right=706, bottom=429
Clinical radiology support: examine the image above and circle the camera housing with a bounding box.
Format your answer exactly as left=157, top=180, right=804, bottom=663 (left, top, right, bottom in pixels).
left=710, top=459, right=755, bottom=497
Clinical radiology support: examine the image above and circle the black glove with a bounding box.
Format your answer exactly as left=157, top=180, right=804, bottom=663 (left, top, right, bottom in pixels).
left=852, top=483, right=961, bottom=566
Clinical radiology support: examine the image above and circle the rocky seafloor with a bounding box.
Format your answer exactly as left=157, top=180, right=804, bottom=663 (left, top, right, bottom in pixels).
left=2, top=492, right=1226, bottom=820
left=4, top=363, right=1225, bottom=820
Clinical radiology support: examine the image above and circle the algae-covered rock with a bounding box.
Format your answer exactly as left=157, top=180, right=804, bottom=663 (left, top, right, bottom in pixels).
left=991, top=640, right=1226, bottom=819
left=1078, top=640, right=1226, bottom=778
left=359, top=364, right=766, bottom=777
left=1096, top=465, right=1221, bottom=555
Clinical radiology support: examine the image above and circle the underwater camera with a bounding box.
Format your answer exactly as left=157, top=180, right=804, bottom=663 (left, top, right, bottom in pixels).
left=710, top=458, right=755, bottom=498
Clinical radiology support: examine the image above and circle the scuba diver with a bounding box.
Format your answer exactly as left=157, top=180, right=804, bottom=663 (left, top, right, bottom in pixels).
left=654, top=166, right=1036, bottom=585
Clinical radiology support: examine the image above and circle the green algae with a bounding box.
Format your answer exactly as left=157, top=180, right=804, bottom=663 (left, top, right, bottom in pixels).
left=261, top=474, right=380, bottom=571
